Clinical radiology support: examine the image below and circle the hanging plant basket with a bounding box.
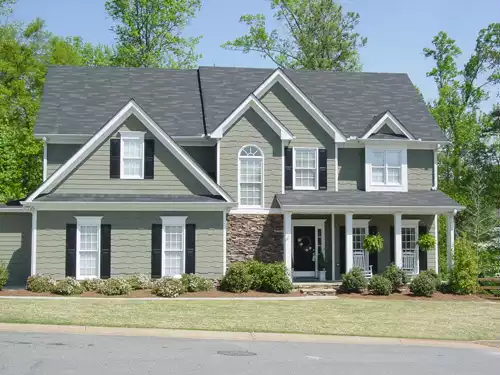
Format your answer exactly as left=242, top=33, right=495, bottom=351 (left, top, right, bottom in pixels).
left=363, top=233, right=384, bottom=253
left=417, top=233, right=436, bottom=252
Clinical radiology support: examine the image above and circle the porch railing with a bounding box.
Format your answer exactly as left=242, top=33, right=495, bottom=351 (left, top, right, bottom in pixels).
left=402, top=253, right=417, bottom=275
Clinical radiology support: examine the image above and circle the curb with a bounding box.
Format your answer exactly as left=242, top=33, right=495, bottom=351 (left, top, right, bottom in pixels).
left=0, top=295, right=337, bottom=301
left=0, top=323, right=491, bottom=350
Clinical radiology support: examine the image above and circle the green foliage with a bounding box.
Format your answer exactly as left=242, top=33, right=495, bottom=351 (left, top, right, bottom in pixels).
left=26, top=274, right=56, bottom=293
left=341, top=267, right=367, bottom=293
left=368, top=275, right=392, bottom=296
left=479, top=246, right=500, bottom=277
left=152, top=277, right=185, bottom=298
left=222, top=0, right=367, bottom=71
left=105, top=0, right=201, bottom=68
left=220, top=262, right=252, bottom=293
left=417, top=233, right=436, bottom=252
left=450, top=237, right=479, bottom=295
left=259, top=262, right=293, bottom=294
left=0, top=262, right=8, bottom=290
left=127, top=274, right=153, bottom=290
left=363, top=233, right=384, bottom=253
left=80, top=278, right=105, bottom=292
left=382, top=264, right=409, bottom=292
left=53, top=277, right=83, bottom=295
left=419, top=269, right=442, bottom=290
left=241, top=260, right=266, bottom=290
left=97, top=277, right=132, bottom=296
left=180, top=274, right=213, bottom=292
left=409, top=273, right=436, bottom=297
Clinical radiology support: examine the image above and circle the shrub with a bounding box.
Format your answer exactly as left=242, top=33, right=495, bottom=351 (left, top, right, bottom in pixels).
left=0, top=263, right=8, bottom=290
left=260, top=262, right=293, bottom=294
left=363, top=233, right=384, bottom=253
left=53, top=277, right=83, bottom=295
left=341, top=267, right=367, bottom=293
left=478, top=246, right=500, bottom=277
left=127, top=274, right=153, bottom=290
left=152, top=277, right=185, bottom=298
left=383, top=264, right=408, bottom=292
left=180, top=274, right=213, bottom=292
left=220, top=262, right=252, bottom=293
left=409, top=273, right=436, bottom=297
left=368, top=275, right=392, bottom=296
left=26, top=274, right=56, bottom=293
left=417, top=233, right=436, bottom=251
left=419, top=269, right=441, bottom=290
left=97, top=277, right=132, bottom=296
left=243, top=260, right=266, bottom=290
left=449, top=237, right=479, bottom=295
left=80, top=278, right=105, bottom=292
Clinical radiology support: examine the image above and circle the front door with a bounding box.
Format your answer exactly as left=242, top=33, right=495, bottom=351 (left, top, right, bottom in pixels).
left=293, top=226, right=316, bottom=277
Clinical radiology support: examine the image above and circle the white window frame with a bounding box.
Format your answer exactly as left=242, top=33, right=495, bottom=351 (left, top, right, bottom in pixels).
left=292, top=147, right=319, bottom=190
left=160, top=216, right=187, bottom=277
left=352, top=219, right=370, bottom=271
left=75, top=216, right=102, bottom=280
left=365, top=145, right=407, bottom=192
left=120, top=131, right=145, bottom=179
left=238, top=145, right=264, bottom=208
left=401, top=219, right=420, bottom=274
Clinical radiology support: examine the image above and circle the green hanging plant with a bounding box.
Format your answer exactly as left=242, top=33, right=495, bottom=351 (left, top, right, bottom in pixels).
left=363, top=233, right=384, bottom=253
left=417, top=233, right=436, bottom=252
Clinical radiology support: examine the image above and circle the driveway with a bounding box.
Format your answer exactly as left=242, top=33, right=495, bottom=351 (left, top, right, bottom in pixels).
left=0, top=332, right=498, bottom=375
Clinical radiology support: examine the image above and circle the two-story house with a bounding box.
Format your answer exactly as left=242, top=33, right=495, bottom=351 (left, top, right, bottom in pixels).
left=0, top=66, right=463, bottom=286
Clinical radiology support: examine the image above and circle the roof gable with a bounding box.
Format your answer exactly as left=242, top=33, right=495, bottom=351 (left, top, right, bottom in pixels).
left=361, top=110, right=414, bottom=140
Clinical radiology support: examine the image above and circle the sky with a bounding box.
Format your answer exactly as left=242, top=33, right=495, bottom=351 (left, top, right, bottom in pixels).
left=8, top=0, right=500, bottom=105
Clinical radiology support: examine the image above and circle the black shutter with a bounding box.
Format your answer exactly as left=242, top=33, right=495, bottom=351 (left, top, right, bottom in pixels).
left=144, top=139, right=155, bottom=179
left=110, top=139, right=121, bottom=179
left=151, top=224, right=162, bottom=279
left=284, top=147, right=293, bottom=190
left=419, top=225, right=428, bottom=272
left=390, top=226, right=395, bottom=264
left=369, top=225, right=378, bottom=274
left=318, top=148, right=327, bottom=190
left=339, top=226, right=346, bottom=275
left=185, top=224, right=196, bottom=274
left=66, top=224, right=77, bottom=277
left=100, top=224, right=111, bottom=279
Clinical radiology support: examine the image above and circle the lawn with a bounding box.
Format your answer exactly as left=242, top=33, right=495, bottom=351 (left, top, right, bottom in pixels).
left=0, top=298, right=498, bottom=341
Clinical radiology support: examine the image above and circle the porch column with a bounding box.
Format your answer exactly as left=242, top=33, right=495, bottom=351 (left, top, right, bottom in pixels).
left=446, top=214, right=455, bottom=270
left=331, top=213, right=335, bottom=280
left=284, top=212, right=292, bottom=279
left=394, top=213, right=402, bottom=268
left=345, top=213, right=353, bottom=272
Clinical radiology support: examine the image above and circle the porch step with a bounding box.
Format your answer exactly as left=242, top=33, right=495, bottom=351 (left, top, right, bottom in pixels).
left=298, top=288, right=337, bottom=296
left=293, top=282, right=338, bottom=296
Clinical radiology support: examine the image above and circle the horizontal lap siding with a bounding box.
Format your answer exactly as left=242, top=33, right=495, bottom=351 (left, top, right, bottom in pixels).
left=408, top=150, right=433, bottom=190
left=0, top=213, right=31, bottom=286
left=47, top=116, right=210, bottom=196
left=337, top=148, right=364, bottom=190
left=36, top=211, right=223, bottom=279
left=261, top=83, right=336, bottom=191
left=47, top=144, right=81, bottom=178
left=219, top=109, right=282, bottom=207
left=182, top=146, right=217, bottom=179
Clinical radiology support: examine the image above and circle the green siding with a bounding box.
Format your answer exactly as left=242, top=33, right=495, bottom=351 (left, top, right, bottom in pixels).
left=408, top=150, right=433, bottom=190
left=36, top=211, right=224, bottom=279
left=47, top=115, right=210, bottom=196
left=0, top=213, right=31, bottom=286
left=338, top=148, right=365, bottom=190
left=47, top=144, right=81, bottom=178
left=183, top=146, right=216, bottom=179
left=261, top=83, right=336, bottom=191
left=219, top=108, right=283, bottom=207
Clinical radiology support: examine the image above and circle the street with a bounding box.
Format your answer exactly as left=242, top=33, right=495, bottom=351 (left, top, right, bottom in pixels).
left=0, top=332, right=498, bottom=374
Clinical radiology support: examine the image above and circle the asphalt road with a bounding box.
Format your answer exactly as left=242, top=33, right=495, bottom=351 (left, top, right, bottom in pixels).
left=0, top=332, right=498, bottom=375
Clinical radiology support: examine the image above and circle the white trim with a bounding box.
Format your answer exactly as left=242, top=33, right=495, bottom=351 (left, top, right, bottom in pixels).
left=30, top=210, right=37, bottom=275
left=352, top=218, right=370, bottom=273
left=222, top=210, right=227, bottom=275
left=446, top=214, right=455, bottom=270
left=292, top=147, right=319, bottom=190
left=119, top=131, right=145, bottom=179
left=37, top=134, right=217, bottom=146
left=26, top=201, right=234, bottom=211
left=210, top=95, right=293, bottom=140
left=345, top=213, right=353, bottom=272
left=284, top=212, right=292, bottom=280
left=216, top=140, right=221, bottom=184
left=365, top=146, right=408, bottom=192
left=0, top=207, right=29, bottom=213
left=160, top=216, right=187, bottom=278
left=401, top=219, right=421, bottom=226
left=229, top=207, right=282, bottom=215
left=334, top=143, right=338, bottom=192
left=433, top=147, right=438, bottom=189
left=280, top=205, right=462, bottom=215
left=281, top=140, right=286, bottom=194
left=237, top=145, right=264, bottom=208
left=353, top=219, right=371, bottom=227
left=75, top=216, right=102, bottom=280
left=433, top=214, right=439, bottom=273
left=42, top=137, right=48, bottom=182
left=361, top=111, right=415, bottom=140
left=394, top=213, right=402, bottom=268
left=346, top=139, right=446, bottom=150
left=401, top=220, right=420, bottom=274
left=292, top=219, right=326, bottom=278
left=253, top=69, right=346, bottom=142
left=331, top=214, right=335, bottom=280
left=26, top=100, right=234, bottom=203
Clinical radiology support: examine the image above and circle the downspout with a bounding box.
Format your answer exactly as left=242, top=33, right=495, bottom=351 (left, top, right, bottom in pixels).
left=30, top=207, right=37, bottom=275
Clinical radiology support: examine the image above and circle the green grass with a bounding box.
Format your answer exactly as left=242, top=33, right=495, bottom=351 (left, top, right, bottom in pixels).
left=0, top=299, right=498, bottom=341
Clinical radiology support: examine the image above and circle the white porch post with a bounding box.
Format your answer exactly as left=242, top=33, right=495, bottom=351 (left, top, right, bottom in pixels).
left=284, top=212, right=292, bottom=280
left=446, top=214, right=455, bottom=270
left=394, top=213, right=402, bottom=268
left=30, top=209, right=37, bottom=275
left=331, top=213, right=335, bottom=280
left=345, top=213, right=353, bottom=272
left=433, top=214, right=439, bottom=273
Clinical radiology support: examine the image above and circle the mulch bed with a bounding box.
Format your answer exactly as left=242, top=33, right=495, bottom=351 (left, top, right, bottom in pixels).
left=337, top=288, right=487, bottom=301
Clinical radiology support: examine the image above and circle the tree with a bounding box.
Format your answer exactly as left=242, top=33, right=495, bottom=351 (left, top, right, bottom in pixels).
left=48, top=36, right=114, bottom=67
left=222, top=0, right=367, bottom=71
left=105, top=0, right=201, bottom=68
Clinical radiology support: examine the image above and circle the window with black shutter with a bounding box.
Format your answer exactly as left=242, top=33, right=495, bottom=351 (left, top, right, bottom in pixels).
left=284, top=147, right=293, bottom=190
left=100, top=224, right=111, bottom=279
left=369, top=225, right=378, bottom=274
left=185, top=224, right=196, bottom=274
left=419, top=225, right=428, bottom=272
left=109, top=139, right=121, bottom=178
left=318, top=148, right=327, bottom=190
left=66, top=224, right=77, bottom=277
left=144, top=139, right=155, bottom=179
left=151, top=224, right=162, bottom=279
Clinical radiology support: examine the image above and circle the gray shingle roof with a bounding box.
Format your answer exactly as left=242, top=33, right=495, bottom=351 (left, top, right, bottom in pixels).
left=276, top=190, right=462, bottom=208
left=35, top=66, right=446, bottom=142
left=36, top=194, right=226, bottom=203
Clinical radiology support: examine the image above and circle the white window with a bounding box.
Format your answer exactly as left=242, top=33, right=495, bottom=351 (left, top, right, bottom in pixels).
left=161, top=216, right=187, bottom=277
left=75, top=216, right=102, bottom=279
left=352, top=220, right=369, bottom=271
left=401, top=220, right=420, bottom=275
left=120, top=132, right=145, bottom=179
left=293, top=148, right=318, bottom=190
left=366, top=147, right=407, bottom=192
left=238, top=145, right=264, bottom=207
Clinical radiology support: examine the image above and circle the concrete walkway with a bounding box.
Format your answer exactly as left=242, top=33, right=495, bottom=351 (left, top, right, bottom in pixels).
left=0, top=323, right=494, bottom=350
left=0, top=295, right=336, bottom=301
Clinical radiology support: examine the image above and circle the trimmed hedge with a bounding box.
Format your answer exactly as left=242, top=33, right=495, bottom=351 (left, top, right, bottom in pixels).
left=368, top=275, right=392, bottom=295
left=81, top=278, right=105, bottom=292
left=97, top=277, right=132, bottom=296
left=180, top=274, right=213, bottom=292
left=152, top=277, right=185, bottom=297
left=127, top=274, right=153, bottom=290
left=26, top=274, right=56, bottom=293
left=260, top=262, right=293, bottom=294
left=220, top=262, right=252, bottom=293
left=0, top=263, right=8, bottom=290
left=341, top=267, right=367, bottom=293
left=53, top=277, right=83, bottom=295
left=409, top=273, right=436, bottom=297
left=382, top=264, right=408, bottom=292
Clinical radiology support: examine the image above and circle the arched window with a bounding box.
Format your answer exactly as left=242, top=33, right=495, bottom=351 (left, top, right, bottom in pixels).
left=238, top=145, right=264, bottom=207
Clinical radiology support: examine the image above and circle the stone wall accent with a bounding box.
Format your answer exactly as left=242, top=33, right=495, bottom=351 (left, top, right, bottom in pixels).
left=227, top=214, right=283, bottom=264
